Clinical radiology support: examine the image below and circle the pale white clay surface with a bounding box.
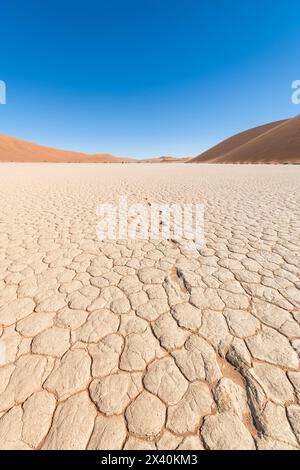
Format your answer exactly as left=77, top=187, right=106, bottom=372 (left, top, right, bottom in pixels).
left=0, top=163, right=299, bottom=450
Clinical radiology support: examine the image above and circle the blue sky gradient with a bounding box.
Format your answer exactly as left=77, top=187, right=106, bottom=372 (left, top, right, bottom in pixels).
left=0, top=0, right=300, bottom=158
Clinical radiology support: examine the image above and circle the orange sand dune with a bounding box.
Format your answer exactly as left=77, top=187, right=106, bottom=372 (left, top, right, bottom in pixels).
left=0, top=135, right=189, bottom=163
left=190, top=116, right=300, bottom=164
left=0, top=135, right=134, bottom=163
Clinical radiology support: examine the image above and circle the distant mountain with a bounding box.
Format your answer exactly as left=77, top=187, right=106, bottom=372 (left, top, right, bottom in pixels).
left=190, top=116, right=300, bottom=164
left=140, top=156, right=191, bottom=163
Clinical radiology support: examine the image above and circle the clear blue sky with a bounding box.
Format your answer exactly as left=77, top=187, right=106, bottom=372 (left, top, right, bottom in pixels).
left=0, top=0, right=300, bottom=158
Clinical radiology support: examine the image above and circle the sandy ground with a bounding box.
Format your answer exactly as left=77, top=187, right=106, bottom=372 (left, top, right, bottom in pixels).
left=0, top=163, right=299, bottom=450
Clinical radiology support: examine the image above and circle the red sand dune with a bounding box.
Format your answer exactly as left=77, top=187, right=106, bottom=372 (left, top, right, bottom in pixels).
left=0, top=135, right=189, bottom=163
left=190, top=115, right=300, bottom=164
left=0, top=135, right=134, bottom=163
